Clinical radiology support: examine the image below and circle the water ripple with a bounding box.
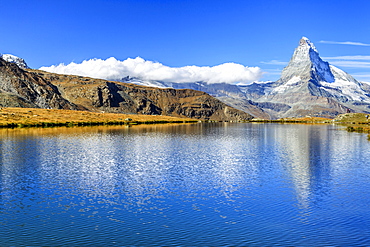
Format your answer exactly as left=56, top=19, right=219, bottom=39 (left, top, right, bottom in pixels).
left=1, top=123, right=370, bottom=246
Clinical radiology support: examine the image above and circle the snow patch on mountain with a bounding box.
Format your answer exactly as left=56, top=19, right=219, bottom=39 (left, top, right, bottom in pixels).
left=1, top=54, right=29, bottom=69
left=319, top=65, right=370, bottom=102
left=272, top=76, right=302, bottom=93
left=120, top=76, right=171, bottom=88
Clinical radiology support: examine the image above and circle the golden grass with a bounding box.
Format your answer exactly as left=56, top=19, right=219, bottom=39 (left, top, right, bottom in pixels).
left=333, top=113, right=370, bottom=123
left=0, top=107, right=197, bottom=128
left=331, top=113, right=370, bottom=134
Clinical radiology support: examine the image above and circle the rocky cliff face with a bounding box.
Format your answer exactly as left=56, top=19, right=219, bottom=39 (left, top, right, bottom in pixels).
left=0, top=58, right=81, bottom=110
left=27, top=70, right=253, bottom=121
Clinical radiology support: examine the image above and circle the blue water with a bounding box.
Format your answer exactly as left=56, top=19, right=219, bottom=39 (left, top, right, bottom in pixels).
left=1, top=123, right=370, bottom=246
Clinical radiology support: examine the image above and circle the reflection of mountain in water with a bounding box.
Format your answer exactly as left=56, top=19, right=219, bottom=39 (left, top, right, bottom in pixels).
left=272, top=124, right=336, bottom=208
left=0, top=123, right=364, bottom=211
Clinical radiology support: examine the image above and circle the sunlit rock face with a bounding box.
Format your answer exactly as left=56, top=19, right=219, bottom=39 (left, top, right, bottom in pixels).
left=0, top=57, right=80, bottom=109
left=279, top=37, right=334, bottom=85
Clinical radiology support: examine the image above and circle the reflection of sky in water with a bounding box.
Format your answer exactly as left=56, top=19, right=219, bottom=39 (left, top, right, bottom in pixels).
left=1, top=123, right=370, bottom=246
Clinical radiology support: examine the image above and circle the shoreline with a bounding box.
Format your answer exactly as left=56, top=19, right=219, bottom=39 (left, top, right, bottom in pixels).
left=252, top=115, right=370, bottom=136
left=0, top=107, right=198, bottom=128
left=1, top=108, right=370, bottom=136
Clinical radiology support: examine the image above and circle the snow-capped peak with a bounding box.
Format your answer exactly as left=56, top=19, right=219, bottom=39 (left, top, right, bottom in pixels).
left=272, top=37, right=370, bottom=103
left=0, top=54, right=29, bottom=69
left=300, top=36, right=318, bottom=53
left=279, top=37, right=334, bottom=84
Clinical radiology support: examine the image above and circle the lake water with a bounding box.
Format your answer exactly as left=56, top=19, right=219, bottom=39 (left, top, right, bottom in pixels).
left=0, top=123, right=370, bottom=246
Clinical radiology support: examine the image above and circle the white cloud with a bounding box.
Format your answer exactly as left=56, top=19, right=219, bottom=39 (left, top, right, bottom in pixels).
left=319, top=40, right=370, bottom=46
left=40, top=57, right=263, bottom=84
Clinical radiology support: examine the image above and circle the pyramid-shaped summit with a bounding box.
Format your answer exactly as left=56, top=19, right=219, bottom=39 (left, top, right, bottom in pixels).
left=241, top=37, right=370, bottom=118
left=279, top=37, right=334, bottom=84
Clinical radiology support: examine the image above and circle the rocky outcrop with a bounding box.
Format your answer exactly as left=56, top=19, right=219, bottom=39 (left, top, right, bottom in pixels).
left=0, top=58, right=82, bottom=110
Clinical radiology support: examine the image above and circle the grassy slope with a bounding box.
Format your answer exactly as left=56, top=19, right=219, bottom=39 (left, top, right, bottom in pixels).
left=0, top=107, right=197, bottom=128
left=333, top=113, right=370, bottom=133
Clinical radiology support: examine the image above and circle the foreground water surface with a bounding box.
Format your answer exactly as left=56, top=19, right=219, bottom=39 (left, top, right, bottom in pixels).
left=0, top=123, right=370, bottom=246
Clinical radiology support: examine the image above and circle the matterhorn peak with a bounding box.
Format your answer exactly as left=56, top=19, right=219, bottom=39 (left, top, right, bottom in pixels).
left=279, top=36, right=334, bottom=84
left=0, top=54, right=29, bottom=69
left=299, top=36, right=318, bottom=53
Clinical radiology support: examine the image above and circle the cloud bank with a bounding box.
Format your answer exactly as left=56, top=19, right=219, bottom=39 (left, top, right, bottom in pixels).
left=40, top=57, right=263, bottom=84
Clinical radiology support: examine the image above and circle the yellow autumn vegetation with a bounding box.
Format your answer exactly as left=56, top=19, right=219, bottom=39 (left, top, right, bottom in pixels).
left=0, top=107, right=197, bottom=128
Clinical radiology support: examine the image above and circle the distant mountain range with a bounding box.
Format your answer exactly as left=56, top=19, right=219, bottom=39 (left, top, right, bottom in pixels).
left=2, top=37, right=370, bottom=120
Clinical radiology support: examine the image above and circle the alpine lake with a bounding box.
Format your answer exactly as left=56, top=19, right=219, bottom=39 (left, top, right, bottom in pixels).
left=0, top=122, right=370, bottom=246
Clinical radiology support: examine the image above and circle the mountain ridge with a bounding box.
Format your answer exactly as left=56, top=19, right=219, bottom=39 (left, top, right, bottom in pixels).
left=0, top=57, right=252, bottom=121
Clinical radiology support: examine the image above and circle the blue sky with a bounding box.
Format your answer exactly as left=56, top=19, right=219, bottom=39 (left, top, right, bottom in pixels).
left=1, top=0, right=370, bottom=82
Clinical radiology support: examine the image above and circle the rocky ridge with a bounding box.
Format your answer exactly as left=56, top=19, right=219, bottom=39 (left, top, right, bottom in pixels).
left=120, top=78, right=270, bottom=119
left=0, top=57, right=81, bottom=110
left=0, top=57, right=252, bottom=121
left=34, top=70, right=252, bottom=121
